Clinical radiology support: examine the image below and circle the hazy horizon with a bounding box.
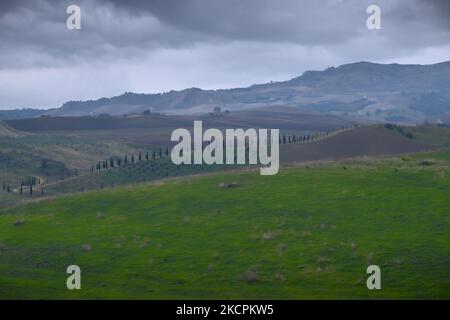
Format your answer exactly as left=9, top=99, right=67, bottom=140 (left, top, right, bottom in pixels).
left=1, top=59, right=450, bottom=111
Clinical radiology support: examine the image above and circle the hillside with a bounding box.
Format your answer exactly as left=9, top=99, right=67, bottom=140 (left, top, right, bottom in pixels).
left=281, top=126, right=434, bottom=164
left=39, top=61, right=450, bottom=123
left=0, top=120, right=25, bottom=137
left=0, top=151, right=449, bottom=299
left=0, top=134, right=140, bottom=190
left=5, top=109, right=356, bottom=146
left=11, top=125, right=445, bottom=199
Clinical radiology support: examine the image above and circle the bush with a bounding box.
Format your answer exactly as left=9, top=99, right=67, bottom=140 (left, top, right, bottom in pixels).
left=262, top=231, right=275, bottom=241
left=241, top=270, right=258, bottom=283
left=81, top=244, right=92, bottom=252
left=418, top=159, right=435, bottom=166
left=13, top=218, right=25, bottom=226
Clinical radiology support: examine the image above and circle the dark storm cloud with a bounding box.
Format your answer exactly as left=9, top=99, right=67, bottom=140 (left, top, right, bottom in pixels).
left=104, top=0, right=449, bottom=42
left=0, top=0, right=448, bottom=64
left=103, top=0, right=361, bottom=44
left=0, top=0, right=448, bottom=108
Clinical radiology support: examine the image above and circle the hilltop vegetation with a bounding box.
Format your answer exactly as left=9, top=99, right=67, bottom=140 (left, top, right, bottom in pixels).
left=0, top=150, right=448, bottom=299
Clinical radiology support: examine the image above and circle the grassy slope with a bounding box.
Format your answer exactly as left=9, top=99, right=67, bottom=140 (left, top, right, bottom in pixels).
left=0, top=134, right=139, bottom=187
left=0, top=151, right=449, bottom=299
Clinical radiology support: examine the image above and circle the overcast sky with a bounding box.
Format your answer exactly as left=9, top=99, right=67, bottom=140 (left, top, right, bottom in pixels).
left=0, top=0, right=449, bottom=109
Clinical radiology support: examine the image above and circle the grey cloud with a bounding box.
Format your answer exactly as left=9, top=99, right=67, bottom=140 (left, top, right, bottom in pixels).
left=0, top=0, right=448, bottom=108
left=105, top=0, right=449, bottom=43
left=1, top=0, right=448, bottom=60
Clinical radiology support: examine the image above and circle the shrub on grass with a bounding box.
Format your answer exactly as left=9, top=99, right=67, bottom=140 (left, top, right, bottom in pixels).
left=241, top=270, right=258, bottom=283
left=141, top=240, right=150, bottom=249
left=13, top=218, right=25, bottom=226
left=262, top=231, right=275, bottom=241
left=81, top=244, right=92, bottom=252
left=276, top=243, right=287, bottom=256
left=418, top=159, right=435, bottom=166
left=274, top=272, right=285, bottom=282
left=219, top=182, right=240, bottom=188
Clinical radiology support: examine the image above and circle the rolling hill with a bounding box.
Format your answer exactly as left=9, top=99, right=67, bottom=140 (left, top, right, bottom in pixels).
left=280, top=125, right=434, bottom=164
left=2, top=61, right=449, bottom=124
left=4, top=108, right=356, bottom=146
left=38, top=61, right=450, bottom=123
left=0, top=150, right=449, bottom=299
left=20, top=125, right=445, bottom=197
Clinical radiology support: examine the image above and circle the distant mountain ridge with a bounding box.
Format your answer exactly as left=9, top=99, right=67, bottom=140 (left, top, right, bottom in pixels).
left=2, top=61, right=450, bottom=123
left=0, top=108, right=50, bottom=120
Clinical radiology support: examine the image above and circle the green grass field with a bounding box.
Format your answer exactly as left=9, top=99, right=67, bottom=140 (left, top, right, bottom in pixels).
left=0, top=151, right=449, bottom=299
